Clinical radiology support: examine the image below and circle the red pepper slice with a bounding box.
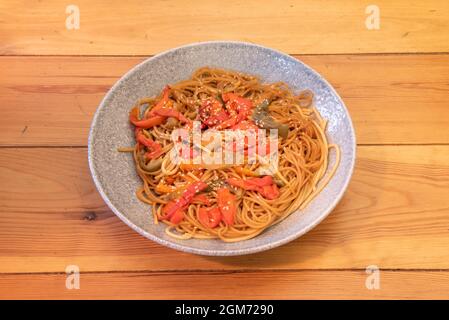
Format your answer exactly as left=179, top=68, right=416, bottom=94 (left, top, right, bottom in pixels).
left=199, top=98, right=230, bottom=127
left=162, top=200, right=185, bottom=222
left=129, top=107, right=166, bottom=128
left=217, top=188, right=237, bottom=226
left=244, top=175, right=273, bottom=187
left=129, top=86, right=177, bottom=129
left=161, top=201, right=178, bottom=221
left=227, top=176, right=280, bottom=200
left=222, top=93, right=253, bottom=119
left=153, top=108, right=191, bottom=124
left=227, top=176, right=272, bottom=190
left=198, top=207, right=222, bottom=228
left=161, top=202, right=185, bottom=225
left=136, top=130, right=163, bottom=159
left=259, top=184, right=279, bottom=200
left=222, top=93, right=253, bottom=108
left=162, top=181, right=208, bottom=221
left=214, top=93, right=254, bottom=130
left=169, top=209, right=185, bottom=225
left=192, top=193, right=211, bottom=206
left=148, top=85, right=171, bottom=116
left=145, top=148, right=163, bottom=160
left=129, top=86, right=171, bottom=128
left=183, top=181, right=208, bottom=202
left=226, top=178, right=250, bottom=190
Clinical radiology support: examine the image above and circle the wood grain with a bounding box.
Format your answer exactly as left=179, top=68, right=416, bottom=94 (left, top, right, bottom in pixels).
left=2, top=0, right=449, bottom=301
left=1, top=145, right=448, bottom=273
left=1, top=1, right=449, bottom=55
left=1, top=270, right=448, bottom=299
left=1, top=54, right=449, bottom=146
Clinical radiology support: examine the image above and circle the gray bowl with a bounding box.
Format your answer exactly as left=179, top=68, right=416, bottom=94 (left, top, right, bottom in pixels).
left=88, top=41, right=356, bottom=256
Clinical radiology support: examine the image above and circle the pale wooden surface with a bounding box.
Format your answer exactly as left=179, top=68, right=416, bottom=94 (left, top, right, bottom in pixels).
left=2, top=55, right=449, bottom=146
left=1, top=146, right=449, bottom=274
left=2, top=271, right=449, bottom=300
left=1, top=0, right=449, bottom=299
left=1, top=0, right=449, bottom=55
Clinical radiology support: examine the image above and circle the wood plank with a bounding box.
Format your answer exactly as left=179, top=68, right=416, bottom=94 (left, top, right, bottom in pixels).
left=1, top=145, right=449, bottom=273
left=1, top=54, right=449, bottom=146
left=1, top=1, right=449, bottom=55
left=1, top=270, right=449, bottom=299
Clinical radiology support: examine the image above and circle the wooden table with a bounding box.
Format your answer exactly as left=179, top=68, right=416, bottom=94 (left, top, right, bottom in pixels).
left=1, top=0, right=449, bottom=299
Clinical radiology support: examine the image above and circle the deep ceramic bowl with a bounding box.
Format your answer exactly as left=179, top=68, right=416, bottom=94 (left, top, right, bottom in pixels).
left=88, top=41, right=356, bottom=256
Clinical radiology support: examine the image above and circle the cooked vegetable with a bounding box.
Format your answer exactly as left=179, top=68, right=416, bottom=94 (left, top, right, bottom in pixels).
left=162, top=201, right=185, bottom=224
left=259, top=184, right=279, bottom=200
left=217, top=187, right=237, bottom=225
left=153, top=108, right=191, bottom=124
left=216, top=94, right=224, bottom=105
left=199, top=98, right=229, bottom=127
left=165, top=117, right=179, bottom=129
left=148, top=85, right=171, bottom=115
left=192, top=193, right=211, bottom=205
left=198, top=207, right=221, bottom=228
left=129, top=86, right=172, bottom=128
left=244, top=175, right=273, bottom=187
left=162, top=181, right=208, bottom=222
left=222, top=93, right=253, bottom=112
left=234, top=166, right=259, bottom=177
left=155, top=182, right=179, bottom=194
left=252, top=99, right=289, bottom=138
left=214, top=93, right=254, bottom=130
left=130, top=86, right=192, bottom=129
left=273, top=178, right=286, bottom=187
left=129, top=107, right=165, bottom=129
left=135, top=130, right=163, bottom=159
left=227, top=176, right=280, bottom=200
left=169, top=209, right=185, bottom=224
left=182, top=181, right=209, bottom=202
left=142, top=158, right=163, bottom=172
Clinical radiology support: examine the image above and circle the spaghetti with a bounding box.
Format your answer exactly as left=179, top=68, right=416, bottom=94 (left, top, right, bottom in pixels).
left=121, top=67, right=340, bottom=242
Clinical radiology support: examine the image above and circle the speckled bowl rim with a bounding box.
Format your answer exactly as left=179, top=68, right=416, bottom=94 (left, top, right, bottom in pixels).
left=88, top=41, right=356, bottom=256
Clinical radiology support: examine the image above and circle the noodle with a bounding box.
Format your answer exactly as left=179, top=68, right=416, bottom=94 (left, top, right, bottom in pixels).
left=121, top=67, right=340, bottom=242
